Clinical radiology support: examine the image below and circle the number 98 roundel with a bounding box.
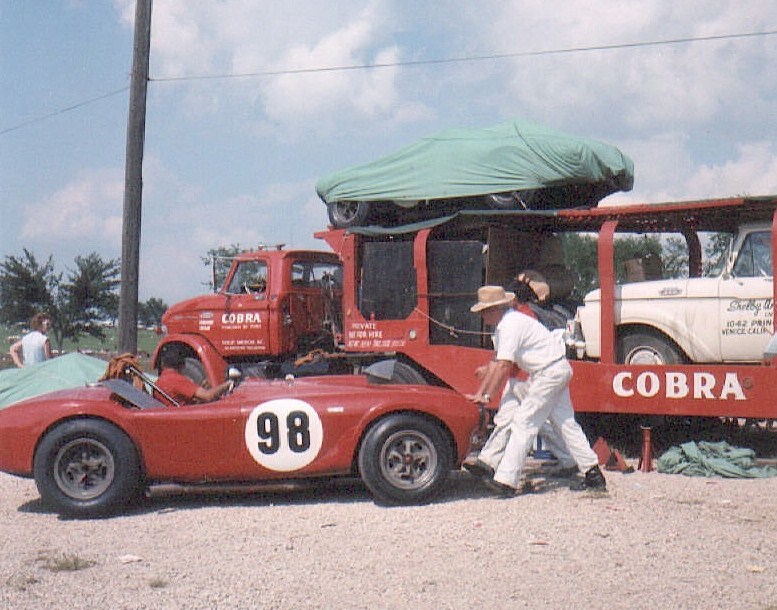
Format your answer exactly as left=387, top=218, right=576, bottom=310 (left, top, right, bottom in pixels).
left=244, top=399, right=324, bottom=472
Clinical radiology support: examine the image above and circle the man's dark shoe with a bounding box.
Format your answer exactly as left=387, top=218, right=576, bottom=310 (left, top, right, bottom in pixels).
left=462, top=459, right=495, bottom=480
left=550, top=465, right=579, bottom=478
left=572, top=465, right=607, bottom=491
left=483, top=478, right=517, bottom=498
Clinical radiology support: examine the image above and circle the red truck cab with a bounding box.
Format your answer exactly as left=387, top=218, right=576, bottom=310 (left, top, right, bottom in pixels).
left=156, top=248, right=342, bottom=382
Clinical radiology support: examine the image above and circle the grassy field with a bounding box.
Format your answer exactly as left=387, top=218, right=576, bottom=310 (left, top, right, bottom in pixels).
left=0, top=324, right=161, bottom=370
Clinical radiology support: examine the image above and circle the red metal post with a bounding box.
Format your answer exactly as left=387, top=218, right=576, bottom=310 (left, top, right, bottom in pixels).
left=598, top=220, right=618, bottom=363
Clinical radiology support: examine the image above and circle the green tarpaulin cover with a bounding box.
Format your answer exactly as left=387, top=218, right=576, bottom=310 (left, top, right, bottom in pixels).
left=316, top=118, right=634, bottom=204
left=657, top=441, right=777, bottom=478
left=0, top=353, right=108, bottom=409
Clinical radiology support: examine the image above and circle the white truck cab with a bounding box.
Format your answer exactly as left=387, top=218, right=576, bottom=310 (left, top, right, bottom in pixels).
left=576, top=222, right=773, bottom=364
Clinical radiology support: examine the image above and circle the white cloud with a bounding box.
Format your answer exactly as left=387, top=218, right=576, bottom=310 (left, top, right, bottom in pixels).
left=21, top=169, right=124, bottom=243
left=683, top=142, right=777, bottom=199
left=602, top=137, right=777, bottom=205
left=117, top=1, right=433, bottom=136
left=476, top=2, right=777, bottom=136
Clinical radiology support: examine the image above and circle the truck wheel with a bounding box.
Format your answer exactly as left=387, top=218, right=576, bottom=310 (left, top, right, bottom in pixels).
left=617, top=331, right=684, bottom=365
left=328, top=201, right=371, bottom=228
left=33, top=419, right=143, bottom=518
left=358, top=414, right=451, bottom=505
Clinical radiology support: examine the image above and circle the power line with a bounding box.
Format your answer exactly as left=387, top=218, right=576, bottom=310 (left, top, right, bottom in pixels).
left=150, top=28, right=777, bottom=83
left=0, top=86, right=130, bottom=136
left=2, top=28, right=775, bottom=135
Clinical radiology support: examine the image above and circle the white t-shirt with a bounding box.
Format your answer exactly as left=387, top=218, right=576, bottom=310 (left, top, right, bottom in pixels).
left=493, top=309, right=565, bottom=374
left=21, top=330, right=49, bottom=366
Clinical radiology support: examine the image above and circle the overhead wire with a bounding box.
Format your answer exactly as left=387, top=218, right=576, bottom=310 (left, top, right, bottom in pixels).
left=150, top=29, right=777, bottom=83
left=0, top=86, right=130, bottom=136
left=2, top=28, right=776, bottom=135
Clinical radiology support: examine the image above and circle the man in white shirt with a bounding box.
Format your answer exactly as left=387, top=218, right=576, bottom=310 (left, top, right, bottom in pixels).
left=10, top=313, right=53, bottom=367
left=466, top=285, right=605, bottom=496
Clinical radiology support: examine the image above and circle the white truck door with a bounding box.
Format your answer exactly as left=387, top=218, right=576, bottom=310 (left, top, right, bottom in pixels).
left=719, top=230, right=773, bottom=361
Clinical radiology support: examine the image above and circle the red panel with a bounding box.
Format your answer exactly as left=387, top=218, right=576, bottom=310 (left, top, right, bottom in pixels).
left=570, top=361, right=777, bottom=419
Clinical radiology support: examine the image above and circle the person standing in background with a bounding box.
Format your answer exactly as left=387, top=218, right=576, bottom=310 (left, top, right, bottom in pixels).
left=10, top=313, right=53, bottom=367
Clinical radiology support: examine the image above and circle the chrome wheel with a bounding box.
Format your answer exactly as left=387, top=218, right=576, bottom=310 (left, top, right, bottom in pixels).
left=53, top=438, right=116, bottom=500
left=624, top=345, right=666, bottom=365
left=378, top=430, right=438, bottom=491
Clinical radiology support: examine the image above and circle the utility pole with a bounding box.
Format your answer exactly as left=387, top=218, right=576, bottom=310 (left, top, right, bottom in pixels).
left=118, top=0, right=152, bottom=354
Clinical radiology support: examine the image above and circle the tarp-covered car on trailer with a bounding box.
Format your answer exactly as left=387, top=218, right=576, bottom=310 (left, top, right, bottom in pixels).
left=316, top=118, right=634, bottom=228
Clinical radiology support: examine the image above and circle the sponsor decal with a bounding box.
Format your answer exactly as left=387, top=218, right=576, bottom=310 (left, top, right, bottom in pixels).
left=198, top=311, right=214, bottom=331
left=613, top=371, right=746, bottom=401
left=221, top=312, right=263, bottom=325
left=722, top=298, right=773, bottom=336
left=346, top=321, right=406, bottom=349
left=244, top=399, right=323, bottom=471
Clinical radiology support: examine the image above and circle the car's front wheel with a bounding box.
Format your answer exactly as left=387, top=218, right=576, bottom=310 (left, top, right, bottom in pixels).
left=358, top=414, right=451, bottom=505
left=33, top=419, right=143, bottom=518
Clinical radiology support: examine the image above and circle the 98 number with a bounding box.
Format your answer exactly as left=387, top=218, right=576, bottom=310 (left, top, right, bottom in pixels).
left=256, top=410, right=311, bottom=454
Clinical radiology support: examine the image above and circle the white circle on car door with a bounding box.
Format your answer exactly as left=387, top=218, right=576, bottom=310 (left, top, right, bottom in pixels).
left=244, top=399, right=323, bottom=471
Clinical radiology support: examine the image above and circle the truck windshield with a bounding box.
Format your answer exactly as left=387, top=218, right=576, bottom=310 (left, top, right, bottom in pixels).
left=291, top=261, right=342, bottom=289
left=225, top=261, right=268, bottom=295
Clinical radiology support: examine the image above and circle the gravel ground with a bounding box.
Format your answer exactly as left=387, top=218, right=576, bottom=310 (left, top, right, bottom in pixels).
left=1, top=458, right=776, bottom=610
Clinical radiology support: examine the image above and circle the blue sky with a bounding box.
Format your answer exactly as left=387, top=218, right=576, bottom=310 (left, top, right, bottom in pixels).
left=2, top=1, right=777, bottom=304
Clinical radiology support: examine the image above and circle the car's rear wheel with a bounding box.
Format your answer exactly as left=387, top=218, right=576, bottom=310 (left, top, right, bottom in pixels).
left=617, top=330, right=685, bottom=365
left=358, top=414, right=451, bottom=505
left=327, top=201, right=371, bottom=228
left=33, top=419, right=143, bottom=518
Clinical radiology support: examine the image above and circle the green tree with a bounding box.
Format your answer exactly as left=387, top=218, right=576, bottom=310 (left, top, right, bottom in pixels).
left=0, top=249, right=58, bottom=324
left=0, top=250, right=121, bottom=353
left=139, top=297, right=168, bottom=328
left=50, top=253, right=121, bottom=351
left=202, top=244, right=243, bottom=291
left=563, top=233, right=664, bottom=299
left=704, top=232, right=733, bottom=274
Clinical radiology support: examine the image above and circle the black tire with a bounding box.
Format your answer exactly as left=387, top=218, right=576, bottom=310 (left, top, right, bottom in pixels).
left=358, top=414, right=451, bottom=505
left=328, top=201, right=371, bottom=228
left=617, top=331, right=685, bottom=365
left=363, top=360, right=427, bottom=385
left=33, top=419, right=143, bottom=518
left=389, top=361, right=427, bottom=384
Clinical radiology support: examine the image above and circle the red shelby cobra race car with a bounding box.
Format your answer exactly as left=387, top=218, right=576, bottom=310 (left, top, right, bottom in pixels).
left=0, top=371, right=481, bottom=517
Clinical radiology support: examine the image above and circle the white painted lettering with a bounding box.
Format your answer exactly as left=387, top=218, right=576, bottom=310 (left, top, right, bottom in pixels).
left=613, top=372, right=633, bottom=397
left=665, top=372, right=689, bottom=399
left=693, top=373, right=716, bottom=399
left=720, top=373, right=746, bottom=400
left=636, top=371, right=660, bottom=397
left=610, top=370, right=747, bottom=401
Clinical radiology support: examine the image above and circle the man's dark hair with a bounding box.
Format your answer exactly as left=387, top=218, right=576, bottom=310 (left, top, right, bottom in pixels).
left=508, top=279, right=538, bottom=304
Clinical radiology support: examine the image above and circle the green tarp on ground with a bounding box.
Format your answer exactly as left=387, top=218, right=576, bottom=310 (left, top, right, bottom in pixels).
left=316, top=118, right=634, bottom=205
left=657, top=441, right=777, bottom=478
left=0, top=353, right=108, bottom=409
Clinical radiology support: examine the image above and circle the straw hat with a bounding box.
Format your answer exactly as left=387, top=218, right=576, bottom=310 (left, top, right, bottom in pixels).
left=470, top=286, right=516, bottom=312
